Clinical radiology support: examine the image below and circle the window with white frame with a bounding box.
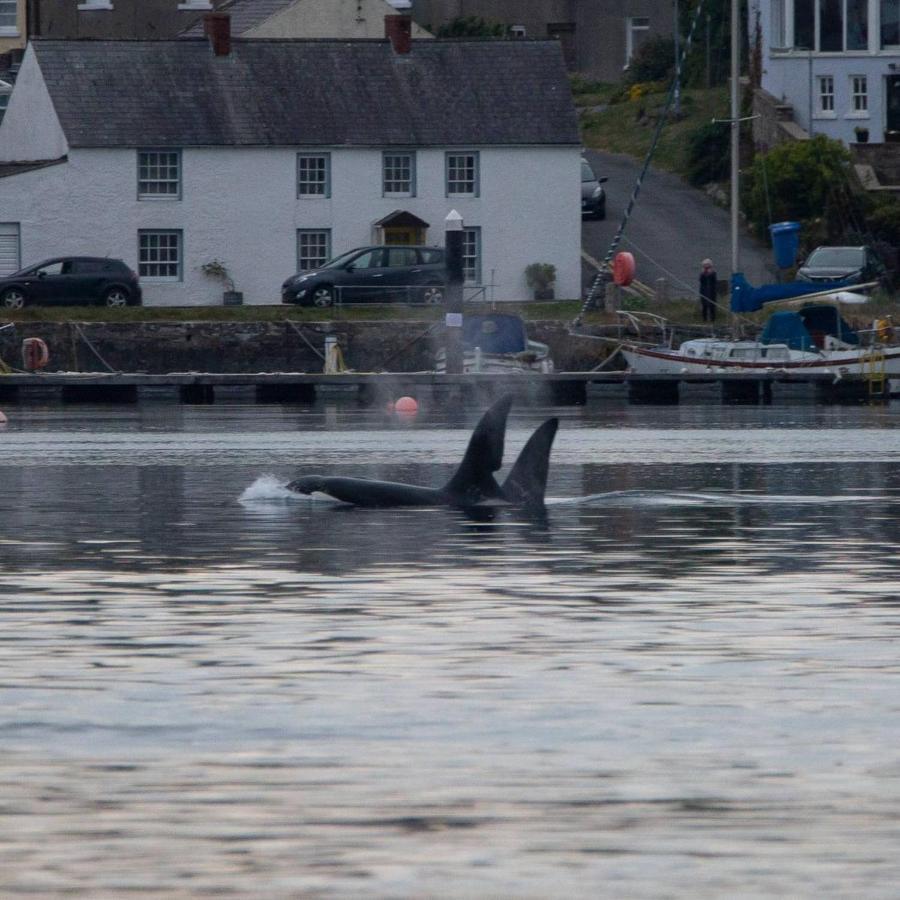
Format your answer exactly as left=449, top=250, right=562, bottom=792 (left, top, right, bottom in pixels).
left=446, top=152, right=479, bottom=197
left=77, top=0, right=114, bottom=9
left=138, top=150, right=181, bottom=199
left=818, top=75, right=835, bottom=112
left=882, top=0, right=900, bottom=46
left=846, top=0, right=868, bottom=48
left=851, top=74, right=868, bottom=111
left=138, top=230, right=182, bottom=281
left=297, top=153, right=330, bottom=197
left=626, top=17, right=650, bottom=64
left=462, top=227, right=481, bottom=284
left=0, top=0, right=17, bottom=32
left=297, top=229, right=331, bottom=271
left=383, top=152, right=415, bottom=197
left=771, top=0, right=787, bottom=46
left=177, top=1, right=212, bottom=9
left=794, top=0, right=814, bottom=49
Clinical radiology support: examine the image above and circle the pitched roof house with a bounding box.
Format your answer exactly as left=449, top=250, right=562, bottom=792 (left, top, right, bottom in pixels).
left=0, top=17, right=581, bottom=305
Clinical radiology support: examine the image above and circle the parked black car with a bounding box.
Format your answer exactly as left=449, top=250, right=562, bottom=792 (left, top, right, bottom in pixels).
left=281, top=245, right=446, bottom=307
left=0, top=257, right=142, bottom=308
left=796, top=245, right=888, bottom=287
left=581, top=157, right=608, bottom=220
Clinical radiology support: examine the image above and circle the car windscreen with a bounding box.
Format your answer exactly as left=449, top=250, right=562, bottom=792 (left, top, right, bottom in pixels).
left=581, top=161, right=596, bottom=182
left=322, top=249, right=366, bottom=270
left=806, top=248, right=864, bottom=268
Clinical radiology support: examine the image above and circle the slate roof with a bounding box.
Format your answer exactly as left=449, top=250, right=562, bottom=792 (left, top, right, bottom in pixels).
left=181, top=0, right=294, bottom=37
left=32, top=38, right=579, bottom=148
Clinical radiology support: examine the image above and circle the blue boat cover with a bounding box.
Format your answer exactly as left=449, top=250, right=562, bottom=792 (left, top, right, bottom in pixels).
left=462, top=314, right=528, bottom=354
left=760, top=305, right=859, bottom=350
left=730, top=272, right=852, bottom=312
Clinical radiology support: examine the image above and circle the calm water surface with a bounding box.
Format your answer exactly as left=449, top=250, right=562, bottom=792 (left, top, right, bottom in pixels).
left=2, top=398, right=900, bottom=897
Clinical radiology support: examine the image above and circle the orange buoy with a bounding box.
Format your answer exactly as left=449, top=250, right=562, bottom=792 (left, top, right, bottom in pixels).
left=22, top=337, right=49, bottom=371
left=613, top=251, right=636, bottom=286
left=394, top=396, right=418, bottom=414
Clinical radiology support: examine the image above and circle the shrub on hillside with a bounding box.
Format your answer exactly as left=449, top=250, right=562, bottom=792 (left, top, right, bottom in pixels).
left=436, top=16, right=505, bottom=37
left=685, top=120, right=730, bottom=186
left=742, top=136, right=851, bottom=241
left=624, top=36, right=675, bottom=85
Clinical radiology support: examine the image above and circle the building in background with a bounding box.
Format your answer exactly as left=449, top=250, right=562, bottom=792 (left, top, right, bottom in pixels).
left=409, top=0, right=672, bottom=81
left=0, top=16, right=581, bottom=301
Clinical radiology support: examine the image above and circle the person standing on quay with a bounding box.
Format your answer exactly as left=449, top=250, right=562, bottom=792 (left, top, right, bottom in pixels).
left=699, top=258, right=717, bottom=323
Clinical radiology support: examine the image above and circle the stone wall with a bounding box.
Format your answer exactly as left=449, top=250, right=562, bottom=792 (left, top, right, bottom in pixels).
left=0, top=320, right=614, bottom=374
left=752, top=87, right=807, bottom=151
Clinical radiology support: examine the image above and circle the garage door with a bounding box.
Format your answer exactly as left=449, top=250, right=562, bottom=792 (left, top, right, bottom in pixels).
left=0, top=223, right=19, bottom=275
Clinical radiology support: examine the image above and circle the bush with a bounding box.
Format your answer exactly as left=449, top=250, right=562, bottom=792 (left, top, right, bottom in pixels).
left=685, top=121, right=730, bottom=186
left=436, top=16, right=505, bottom=37
left=742, top=135, right=852, bottom=241
left=624, top=36, right=675, bottom=86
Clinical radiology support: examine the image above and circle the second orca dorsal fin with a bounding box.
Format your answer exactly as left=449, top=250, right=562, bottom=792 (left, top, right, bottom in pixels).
left=501, top=418, right=559, bottom=509
left=442, top=394, right=512, bottom=506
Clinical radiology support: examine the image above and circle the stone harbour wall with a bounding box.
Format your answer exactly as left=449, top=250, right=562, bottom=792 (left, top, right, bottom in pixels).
left=0, top=320, right=614, bottom=374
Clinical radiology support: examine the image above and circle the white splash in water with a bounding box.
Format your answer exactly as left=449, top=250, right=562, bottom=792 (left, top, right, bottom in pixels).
left=238, top=474, right=296, bottom=502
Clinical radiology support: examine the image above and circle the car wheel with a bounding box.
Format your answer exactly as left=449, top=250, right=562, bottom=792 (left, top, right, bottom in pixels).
left=103, top=287, right=131, bottom=308
left=1, top=287, right=25, bottom=309
left=420, top=285, right=444, bottom=305
left=311, top=286, right=334, bottom=308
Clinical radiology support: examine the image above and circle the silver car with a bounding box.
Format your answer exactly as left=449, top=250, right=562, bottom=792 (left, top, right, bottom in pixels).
left=581, top=157, right=608, bottom=220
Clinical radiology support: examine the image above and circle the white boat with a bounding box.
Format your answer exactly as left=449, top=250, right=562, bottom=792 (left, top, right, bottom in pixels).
left=620, top=304, right=900, bottom=378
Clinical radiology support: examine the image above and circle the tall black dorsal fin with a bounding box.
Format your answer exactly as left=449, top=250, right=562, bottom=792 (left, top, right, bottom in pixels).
left=442, top=394, right=512, bottom=505
left=501, top=418, right=559, bottom=509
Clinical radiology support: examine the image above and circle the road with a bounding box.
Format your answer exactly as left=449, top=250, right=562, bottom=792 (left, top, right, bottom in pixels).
left=582, top=149, right=774, bottom=300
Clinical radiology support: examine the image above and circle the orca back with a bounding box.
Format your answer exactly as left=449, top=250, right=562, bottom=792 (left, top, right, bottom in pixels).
left=442, top=394, right=512, bottom=506
left=501, top=418, right=559, bottom=509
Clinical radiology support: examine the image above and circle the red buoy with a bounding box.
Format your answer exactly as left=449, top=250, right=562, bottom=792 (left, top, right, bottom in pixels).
left=613, top=251, right=636, bottom=286
left=394, top=396, right=418, bottom=414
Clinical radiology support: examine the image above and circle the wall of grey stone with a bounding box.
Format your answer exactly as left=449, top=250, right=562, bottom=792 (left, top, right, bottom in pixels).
left=0, top=320, right=613, bottom=373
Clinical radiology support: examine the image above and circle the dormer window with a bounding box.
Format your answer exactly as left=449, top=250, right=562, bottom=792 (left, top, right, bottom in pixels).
left=177, top=1, right=213, bottom=9
left=77, top=0, right=114, bottom=10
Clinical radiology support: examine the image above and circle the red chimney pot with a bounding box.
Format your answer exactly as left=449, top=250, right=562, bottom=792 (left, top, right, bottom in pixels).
left=385, top=14, right=412, bottom=54
left=204, top=12, right=231, bottom=57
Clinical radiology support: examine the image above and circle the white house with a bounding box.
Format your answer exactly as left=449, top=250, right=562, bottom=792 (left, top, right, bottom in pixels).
left=752, top=0, right=900, bottom=144
left=0, top=15, right=581, bottom=304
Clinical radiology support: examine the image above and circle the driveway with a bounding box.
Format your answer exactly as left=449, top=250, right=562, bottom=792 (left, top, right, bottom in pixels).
left=582, top=149, right=774, bottom=300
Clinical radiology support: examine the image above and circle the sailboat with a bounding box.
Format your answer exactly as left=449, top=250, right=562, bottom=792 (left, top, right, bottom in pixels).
left=618, top=0, right=900, bottom=381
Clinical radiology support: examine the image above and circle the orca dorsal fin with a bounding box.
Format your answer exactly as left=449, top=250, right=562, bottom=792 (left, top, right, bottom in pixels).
left=442, top=394, right=512, bottom=505
left=501, top=418, right=559, bottom=509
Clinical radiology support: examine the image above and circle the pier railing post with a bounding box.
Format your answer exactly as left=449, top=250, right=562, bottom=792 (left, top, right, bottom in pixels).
left=443, top=210, right=465, bottom=375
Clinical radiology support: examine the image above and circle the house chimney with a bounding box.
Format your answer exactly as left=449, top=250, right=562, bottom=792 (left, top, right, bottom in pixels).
left=385, top=14, right=412, bottom=54
left=204, top=12, right=231, bottom=56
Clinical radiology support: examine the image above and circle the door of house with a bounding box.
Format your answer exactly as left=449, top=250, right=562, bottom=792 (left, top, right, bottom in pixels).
left=0, top=223, right=19, bottom=275
left=886, top=75, right=900, bottom=141
left=383, top=226, right=424, bottom=245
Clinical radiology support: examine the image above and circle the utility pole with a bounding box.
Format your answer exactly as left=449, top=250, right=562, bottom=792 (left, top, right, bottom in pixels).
left=674, top=0, right=681, bottom=116
left=730, top=0, right=740, bottom=279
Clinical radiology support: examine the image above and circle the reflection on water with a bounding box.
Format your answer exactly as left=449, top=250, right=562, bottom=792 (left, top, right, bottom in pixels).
left=2, top=401, right=900, bottom=896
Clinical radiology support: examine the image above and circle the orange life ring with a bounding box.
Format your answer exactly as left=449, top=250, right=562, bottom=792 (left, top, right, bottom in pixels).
left=22, top=337, right=49, bottom=371
left=613, top=251, right=636, bottom=286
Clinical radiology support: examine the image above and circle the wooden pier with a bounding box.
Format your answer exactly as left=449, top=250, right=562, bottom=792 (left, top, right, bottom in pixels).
left=0, top=370, right=888, bottom=405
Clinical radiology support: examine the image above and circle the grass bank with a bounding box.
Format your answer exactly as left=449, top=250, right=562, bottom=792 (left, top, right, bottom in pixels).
left=573, top=79, right=730, bottom=177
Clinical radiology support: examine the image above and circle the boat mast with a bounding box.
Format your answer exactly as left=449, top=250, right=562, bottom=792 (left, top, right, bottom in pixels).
left=730, top=0, right=740, bottom=278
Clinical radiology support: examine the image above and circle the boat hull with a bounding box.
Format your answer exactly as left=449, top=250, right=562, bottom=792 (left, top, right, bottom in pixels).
left=622, top=344, right=900, bottom=378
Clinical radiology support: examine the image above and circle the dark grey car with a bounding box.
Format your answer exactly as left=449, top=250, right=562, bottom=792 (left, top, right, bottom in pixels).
left=281, top=245, right=446, bottom=307
left=796, top=245, right=888, bottom=286
left=0, top=256, right=142, bottom=308
left=581, top=157, right=607, bottom=220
